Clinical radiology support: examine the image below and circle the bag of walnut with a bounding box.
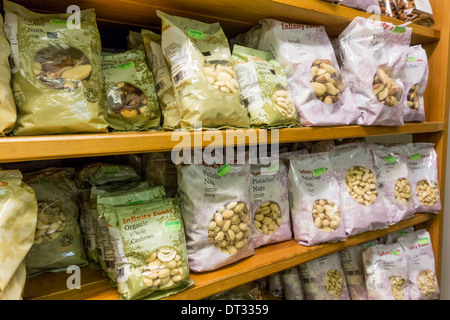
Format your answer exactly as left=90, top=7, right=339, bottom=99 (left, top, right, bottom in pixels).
left=177, top=163, right=254, bottom=272
left=3, top=1, right=108, bottom=135
left=23, top=168, right=88, bottom=277
left=394, top=0, right=435, bottom=27
left=101, top=50, right=161, bottom=131
left=257, top=19, right=359, bottom=127
left=157, top=11, right=250, bottom=130
left=339, top=17, right=412, bottom=126
left=398, top=229, right=440, bottom=300
left=403, top=45, right=429, bottom=123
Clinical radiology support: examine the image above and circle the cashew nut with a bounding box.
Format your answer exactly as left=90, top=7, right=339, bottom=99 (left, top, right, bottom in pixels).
left=345, top=166, right=378, bottom=206
left=416, top=180, right=440, bottom=206
left=312, top=199, right=341, bottom=232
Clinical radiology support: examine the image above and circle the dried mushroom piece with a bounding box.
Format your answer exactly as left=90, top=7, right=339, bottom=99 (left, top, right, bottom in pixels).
left=372, top=66, right=403, bottom=107
left=107, top=82, right=149, bottom=119
left=34, top=201, right=66, bottom=244
left=310, top=59, right=345, bottom=105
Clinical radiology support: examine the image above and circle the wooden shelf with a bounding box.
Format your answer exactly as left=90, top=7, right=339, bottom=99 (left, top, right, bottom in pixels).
left=0, top=122, right=444, bottom=163
left=22, top=213, right=434, bottom=300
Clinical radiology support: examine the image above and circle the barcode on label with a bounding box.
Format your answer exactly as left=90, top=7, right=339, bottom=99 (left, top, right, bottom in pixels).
left=105, top=260, right=115, bottom=269
left=155, top=80, right=165, bottom=93
left=173, top=70, right=186, bottom=85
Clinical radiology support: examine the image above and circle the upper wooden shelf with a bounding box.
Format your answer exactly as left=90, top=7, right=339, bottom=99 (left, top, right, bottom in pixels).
left=0, top=122, right=444, bottom=163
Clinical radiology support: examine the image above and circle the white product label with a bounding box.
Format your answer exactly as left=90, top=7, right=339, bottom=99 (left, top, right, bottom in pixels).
left=234, top=61, right=264, bottom=112
left=149, top=40, right=173, bottom=96
left=414, top=0, right=433, bottom=14
left=108, top=226, right=128, bottom=282
left=4, top=13, right=19, bottom=73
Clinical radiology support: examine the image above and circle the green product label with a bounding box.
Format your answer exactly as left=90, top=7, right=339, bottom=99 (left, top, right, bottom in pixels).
left=188, top=29, right=204, bottom=39
left=384, top=155, right=396, bottom=163
left=363, top=242, right=376, bottom=249
left=102, top=166, right=120, bottom=175
left=418, top=237, right=430, bottom=245
left=393, top=26, right=406, bottom=33
left=37, top=176, right=53, bottom=185
left=50, top=19, right=72, bottom=26
left=312, top=167, right=327, bottom=177
left=407, top=57, right=417, bottom=62
left=128, top=200, right=146, bottom=205
left=266, top=164, right=279, bottom=173
left=391, top=250, right=401, bottom=255
left=116, top=62, right=135, bottom=70
left=163, top=220, right=181, bottom=232
left=217, top=164, right=231, bottom=177
left=410, top=153, right=422, bottom=161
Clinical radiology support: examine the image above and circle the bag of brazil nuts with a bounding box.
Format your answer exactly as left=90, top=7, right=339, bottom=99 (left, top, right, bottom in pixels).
left=231, top=45, right=300, bottom=128
left=157, top=10, right=250, bottom=130
left=287, top=152, right=347, bottom=246
left=339, top=17, right=412, bottom=126
left=330, top=141, right=388, bottom=236
left=3, top=1, right=108, bottom=136
left=397, top=229, right=440, bottom=300
left=257, top=19, right=359, bottom=127
left=177, top=163, right=254, bottom=272
left=404, top=143, right=441, bottom=213
left=104, top=198, right=193, bottom=300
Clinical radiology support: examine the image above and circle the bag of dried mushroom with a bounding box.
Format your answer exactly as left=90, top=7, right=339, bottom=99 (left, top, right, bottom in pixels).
left=403, top=45, right=429, bottom=123
left=24, top=168, right=88, bottom=277
left=157, top=11, right=250, bottom=130
left=0, top=15, right=17, bottom=137
left=339, top=17, right=412, bottom=126
left=394, top=0, right=435, bottom=27
left=257, top=19, right=360, bottom=127
left=398, top=229, right=440, bottom=300
left=141, top=29, right=181, bottom=131
left=104, top=198, right=193, bottom=300
left=101, top=50, right=161, bottom=131
left=3, top=1, right=108, bottom=135
left=231, top=45, right=300, bottom=128
left=0, top=170, right=37, bottom=299
left=177, top=163, right=254, bottom=272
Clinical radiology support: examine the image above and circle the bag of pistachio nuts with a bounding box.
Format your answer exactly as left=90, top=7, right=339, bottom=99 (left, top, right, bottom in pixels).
left=177, top=163, right=254, bottom=272
left=101, top=50, right=161, bottom=131
left=403, top=45, right=429, bottom=123
left=141, top=29, right=181, bottom=131
left=250, top=160, right=292, bottom=248
left=370, top=144, right=416, bottom=225
left=298, top=252, right=351, bottom=300
left=3, top=1, right=108, bottom=136
left=404, top=143, right=441, bottom=213
left=231, top=45, right=300, bottom=128
left=362, top=243, right=411, bottom=300
left=398, top=229, right=440, bottom=300
left=157, top=11, right=250, bottom=130
left=23, top=167, right=88, bottom=277
left=0, top=170, right=37, bottom=299
left=0, top=15, right=17, bottom=137
left=288, top=152, right=347, bottom=246
left=104, top=198, right=193, bottom=300
left=339, top=17, right=412, bottom=126
left=329, top=141, right=388, bottom=236
left=257, top=19, right=359, bottom=127
left=394, top=0, right=435, bottom=27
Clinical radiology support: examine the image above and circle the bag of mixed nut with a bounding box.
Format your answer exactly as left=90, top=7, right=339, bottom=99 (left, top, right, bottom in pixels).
left=0, top=15, right=17, bottom=137
left=298, top=252, right=351, bottom=300
left=398, top=229, right=440, bottom=300
left=288, top=152, right=347, bottom=246
left=0, top=170, right=37, bottom=299
left=403, top=45, right=429, bottom=123
left=141, top=29, right=181, bottom=131
left=157, top=11, right=250, bottom=130
left=101, top=50, right=161, bottom=131
left=404, top=143, right=441, bottom=213
left=339, top=17, right=412, bottom=126
left=3, top=1, right=108, bottom=136
left=177, top=163, right=254, bottom=272
left=231, top=45, right=300, bottom=128
left=362, top=242, right=411, bottom=300
left=104, top=198, right=193, bottom=300
left=370, top=144, right=416, bottom=225
left=257, top=19, right=360, bottom=127
left=23, top=168, right=88, bottom=277
left=329, top=141, right=388, bottom=236
left=394, top=0, right=435, bottom=27
left=280, top=267, right=306, bottom=300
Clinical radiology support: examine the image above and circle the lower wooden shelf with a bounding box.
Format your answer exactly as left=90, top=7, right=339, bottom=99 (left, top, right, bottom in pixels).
left=22, top=213, right=434, bottom=300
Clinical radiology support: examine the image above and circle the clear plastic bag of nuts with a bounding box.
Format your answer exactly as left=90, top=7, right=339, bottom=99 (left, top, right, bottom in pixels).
left=378, top=0, right=399, bottom=18
left=394, top=0, right=435, bottom=27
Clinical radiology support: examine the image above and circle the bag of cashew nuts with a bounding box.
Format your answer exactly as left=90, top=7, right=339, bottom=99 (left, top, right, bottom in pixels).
left=398, top=229, right=440, bottom=300
left=257, top=19, right=360, bottom=127
left=298, top=252, right=351, bottom=300
left=329, top=141, right=388, bottom=236
left=339, top=17, right=412, bottom=126
left=231, top=45, right=300, bottom=128
left=394, top=0, right=435, bottom=27
left=157, top=11, right=250, bottom=130
left=23, top=168, right=88, bottom=277
left=0, top=170, right=37, bottom=299
left=3, top=1, right=108, bottom=136
left=104, top=198, right=193, bottom=300
left=177, top=163, right=254, bottom=272
left=101, top=50, right=161, bottom=131
left=403, top=45, right=429, bottom=123
left=362, top=242, right=411, bottom=300
left=288, top=152, right=347, bottom=246
left=0, top=15, right=17, bottom=137
left=250, top=159, right=292, bottom=248
left=370, top=144, right=416, bottom=225
left=141, top=29, right=181, bottom=131
left=404, top=143, right=441, bottom=213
